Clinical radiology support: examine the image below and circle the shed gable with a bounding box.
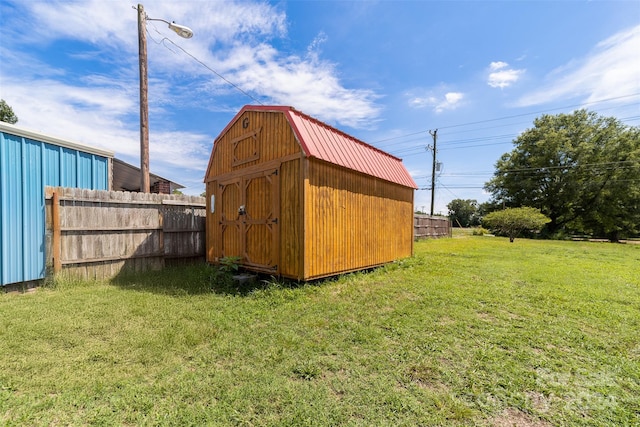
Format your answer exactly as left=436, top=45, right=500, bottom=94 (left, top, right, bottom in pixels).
left=205, top=105, right=417, bottom=189
left=205, top=108, right=302, bottom=179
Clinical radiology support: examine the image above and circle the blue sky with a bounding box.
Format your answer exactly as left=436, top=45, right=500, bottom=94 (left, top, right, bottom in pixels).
left=1, top=0, right=639, bottom=213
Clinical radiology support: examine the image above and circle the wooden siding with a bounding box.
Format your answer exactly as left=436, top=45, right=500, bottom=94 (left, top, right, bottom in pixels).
left=303, top=159, right=414, bottom=279
left=208, top=160, right=301, bottom=276
left=205, top=108, right=416, bottom=280
left=206, top=109, right=304, bottom=276
left=205, top=110, right=301, bottom=179
left=279, top=159, right=302, bottom=278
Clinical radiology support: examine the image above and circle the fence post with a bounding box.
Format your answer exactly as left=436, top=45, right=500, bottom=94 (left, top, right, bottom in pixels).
left=159, top=209, right=165, bottom=266
left=52, top=191, right=62, bottom=274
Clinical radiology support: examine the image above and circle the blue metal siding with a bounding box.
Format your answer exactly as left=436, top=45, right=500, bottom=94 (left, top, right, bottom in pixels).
left=23, top=139, right=45, bottom=283
left=0, top=133, right=24, bottom=285
left=77, top=152, right=93, bottom=188
left=43, top=143, right=61, bottom=186
left=61, top=148, right=77, bottom=187
left=93, top=156, right=109, bottom=190
left=0, top=131, right=110, bottom=286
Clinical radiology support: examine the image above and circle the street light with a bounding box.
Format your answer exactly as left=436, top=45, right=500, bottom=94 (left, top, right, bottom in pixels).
left=137, top=3, right=193, bottom=193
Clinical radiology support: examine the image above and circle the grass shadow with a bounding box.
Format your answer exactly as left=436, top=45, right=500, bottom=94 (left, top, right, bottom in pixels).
left=109, top=262, right=316, bottom=297
left=110, top=262, right=215, bottom=296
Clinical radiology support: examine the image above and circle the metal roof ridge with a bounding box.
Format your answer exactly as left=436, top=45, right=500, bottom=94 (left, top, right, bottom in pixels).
left=208, top=105, right=418, bottom=189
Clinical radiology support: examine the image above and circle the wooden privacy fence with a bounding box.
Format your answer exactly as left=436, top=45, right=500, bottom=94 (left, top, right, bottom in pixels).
left=414, top=214, right=452, bottom=239
left=45, top=186, right=205, bottom=280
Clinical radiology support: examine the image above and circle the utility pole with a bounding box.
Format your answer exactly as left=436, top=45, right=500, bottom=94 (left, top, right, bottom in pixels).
left=429, top=129, right=438, bottom=216
left=138, top=3, right=150, bottom=193
left=136, top=4, right=193, bottom=193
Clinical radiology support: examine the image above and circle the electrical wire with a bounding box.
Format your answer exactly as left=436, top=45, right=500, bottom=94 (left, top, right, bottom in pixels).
left=148, top=19, right=638, bottom=147
left=372, top=95, right=640, bottom=149
left=147, top=22, right=639, bottom=197
left=437, top=94, right=640, bottom=131
left=384, top=112, right=639, bottom=158
left=412, top=160, right=639, bottom=179
left=147, top=24, right=264, bottom=105
left=413, top=159, right=639, bottom=192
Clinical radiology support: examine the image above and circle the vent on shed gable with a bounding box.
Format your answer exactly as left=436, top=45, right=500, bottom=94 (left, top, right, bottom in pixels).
left=232, top=127, right=262, bottom=166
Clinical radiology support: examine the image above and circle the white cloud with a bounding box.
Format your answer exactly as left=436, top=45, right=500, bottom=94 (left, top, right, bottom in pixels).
left=307, top=32, right=329, bottom=60
left=408, top=90, right=465, bottom=113
left=444, top=92, right=464, bottom=105
left=487, top=61, right=525, bottom=88
left=226, top=44, right=381, bottom=127
left=517, top=24, right=640, bottom=107
left=0, top=68, right=212, bottom=191
left=489, top=61, right=509, bottom=71
left=0, top=0, right=385, bottom=194
left=25, top=0, right=286, bottom=52
left=5, top=0, right=381, bottom=129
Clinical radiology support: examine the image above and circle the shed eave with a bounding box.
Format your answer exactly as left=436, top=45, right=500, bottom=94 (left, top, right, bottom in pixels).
left=0, top=122, right=115, bottom=158
left=204, top=105, right=419, bottom=189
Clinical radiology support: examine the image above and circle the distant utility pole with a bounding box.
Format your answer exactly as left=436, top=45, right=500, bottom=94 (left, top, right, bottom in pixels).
left=428, top=129, right=438, bottom=216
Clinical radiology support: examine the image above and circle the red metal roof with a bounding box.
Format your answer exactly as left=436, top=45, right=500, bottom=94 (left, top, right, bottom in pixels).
left=234, top=105, right=417, bottom=189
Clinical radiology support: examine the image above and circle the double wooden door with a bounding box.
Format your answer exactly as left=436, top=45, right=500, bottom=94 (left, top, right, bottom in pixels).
left=218, top=167, right=279, bottom=272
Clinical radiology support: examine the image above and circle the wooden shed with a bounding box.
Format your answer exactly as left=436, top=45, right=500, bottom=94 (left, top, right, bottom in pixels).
left=204, top=105, right=417, bottom=280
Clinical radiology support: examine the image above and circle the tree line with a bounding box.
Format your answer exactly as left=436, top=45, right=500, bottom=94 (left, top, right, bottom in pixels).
left=448, top=109, right=639, bottom=242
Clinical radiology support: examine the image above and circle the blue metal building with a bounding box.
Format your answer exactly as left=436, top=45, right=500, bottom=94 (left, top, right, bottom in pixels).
left=0, top=122, right=113, bottom=287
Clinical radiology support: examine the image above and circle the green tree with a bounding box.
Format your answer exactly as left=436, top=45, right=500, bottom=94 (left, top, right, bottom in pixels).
left=484, top=109, right=640, bottom=241
left=447, top=198, right=479, bottom=227
left=0, top=99, right=18, bottom=124
left=482, top=207, right=550, bottom=242
left=477, top=201, right=499, bottom=217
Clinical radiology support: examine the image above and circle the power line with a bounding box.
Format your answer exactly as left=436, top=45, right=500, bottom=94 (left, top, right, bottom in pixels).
left=416, top=177, right=640, bottom=192
left=417, top=186, right=484, bottom=190
left=147, top=25, right=264, bottom=105
left=438, top=182, right=462, bottom=200
left=372, top=94, right=640, bottom=147
left=389, top=133, right=520, bottom=154
left=489, top=160, right=639, bottom=174
left=437, top=94, right=640, bottom=131
left=438, top=141, right=513, bottom=152
left=392, top=139, right=514, bottom=158
left=373, top=130, right=429, bottom=145
left=413, top=159, right=639, bottom=191
left=443, top=133, right=519, bottom=145
left=413, top=160, right=639, bottom=180
left=385, top=113, right=639, bottom=158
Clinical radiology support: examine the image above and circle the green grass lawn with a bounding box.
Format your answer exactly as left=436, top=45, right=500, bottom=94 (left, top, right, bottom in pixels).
left=1, top=237, right=639, bottom=426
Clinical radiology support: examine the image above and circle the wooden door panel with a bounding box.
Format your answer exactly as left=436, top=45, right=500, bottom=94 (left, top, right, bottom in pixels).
left=219, top=179, right=241, bottom=260
left=221, top=224, right=242, bottom=258
left=216, top=168, right=279, bottom=272
left=245, top=224, right=273, bottom=267
left=242, top=169, right=279, bottom=272
left=221, top=181, right=240, bottom=221
left=245, top=175, right=272, bottom=221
